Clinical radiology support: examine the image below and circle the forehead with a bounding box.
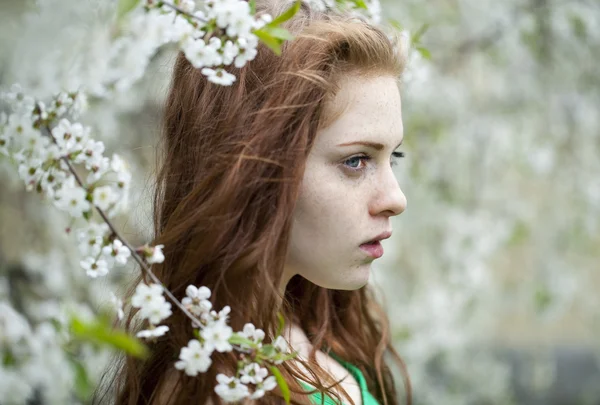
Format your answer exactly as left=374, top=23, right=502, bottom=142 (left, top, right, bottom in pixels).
left=317, top=75, right=403, bottom=147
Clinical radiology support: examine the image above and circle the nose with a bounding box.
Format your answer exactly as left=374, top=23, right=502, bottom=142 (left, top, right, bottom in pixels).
left=369, top=167, right=407, bottom=217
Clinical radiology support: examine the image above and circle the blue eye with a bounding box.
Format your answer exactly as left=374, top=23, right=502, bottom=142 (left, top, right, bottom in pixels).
left=344, top=155, right=370, bottom=170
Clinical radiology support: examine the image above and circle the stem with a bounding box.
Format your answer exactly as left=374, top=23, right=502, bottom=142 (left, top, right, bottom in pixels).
left=159, top=1, right=208, bottom=24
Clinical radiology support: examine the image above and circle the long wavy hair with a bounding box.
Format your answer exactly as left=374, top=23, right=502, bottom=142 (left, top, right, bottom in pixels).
left=108, top=1, right=411, bottom=404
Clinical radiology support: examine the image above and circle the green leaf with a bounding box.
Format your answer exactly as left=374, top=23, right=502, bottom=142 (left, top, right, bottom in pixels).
left=351, top=0, right=368, bottom=10
left=267, top=27, right=295, bottom=41
left=117, top=0, right=140, bottom=21
left=569, top=14, right=587, bottom=40
left=70, top=316, right=149, bottom=359
left=229, top=333, right=256, bottom=347
left=254, top=29, right=284, bottom=56
left=268, top=0, right=301, bottom=27
left=3, top=350, right=16, bottom=367
left=276, top=312, right=285, bottom=337
left=416, top=46, right=431, bottom=60
left=388, top=19, right=404, bottom=31
left=534, top=286, right=552, bottom=312
left=261, top=344, right=276, bottom=357
left=249, top=0, right=256, bottom=15
left=72, top=360, right=92, bottom=401
left=411, top=23, right=430, bottom=45
left=269, top=366, right=291, bottom=404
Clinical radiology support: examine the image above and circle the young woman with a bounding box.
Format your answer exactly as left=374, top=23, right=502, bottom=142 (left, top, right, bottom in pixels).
left=112, top=0, right=411, bottom=404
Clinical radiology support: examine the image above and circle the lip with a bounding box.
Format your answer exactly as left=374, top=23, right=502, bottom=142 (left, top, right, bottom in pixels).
left=359, top=240, right=384, bottom=258
left=359, top=231, right=392, bottom=259
left=361, top=231, right=392, bottom=245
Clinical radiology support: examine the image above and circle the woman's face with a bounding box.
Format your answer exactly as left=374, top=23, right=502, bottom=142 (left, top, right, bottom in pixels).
left=284, top=74, right=406, bottom=290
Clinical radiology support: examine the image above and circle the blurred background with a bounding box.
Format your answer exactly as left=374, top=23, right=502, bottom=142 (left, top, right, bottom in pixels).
left=0, top=0, right=599, bottom=404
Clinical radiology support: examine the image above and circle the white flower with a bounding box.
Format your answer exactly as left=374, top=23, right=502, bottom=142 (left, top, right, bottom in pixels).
left=80, top=257, right=109, bottom=278
left=221, top=40, right=239, bottom=65
left=131, top=283, right=172, bottom=324
left=182, top=285, right=212, bottom=317
left=136, top=325, right=169, bottom=339
left=181, top=37, right=222, bottom=69
left=201, top=319, right=233, bottom=353
left=110, top=292, right=125, bottom=320
left=272, top=335, right=290, bottom=363
left=234, top=35, right=258, bottom=68
left=182, top=285, right=211, bottom=304
left=208, top=305, right=231, bottom=326
left=145, top=244, right=165, bottom=264
left=75, top=138, right=105, bottom=169
left=240, top=362, right=268, bottom=384
left=201, top=67, right=236, bottom=86
left=131, top=283, right=164, bottom=308
left=51, top=118, right=90, bottom=154
left=39, top=167, right=67, bottom=198
left=141, top=299, right=173, bottom=325
left=250, top=376, right=277, bottom=399
left=102, top=239, right=131, bottom=266
left=92, top=185, right=117, bottom=211
left=174, top=339, right=213, bottom=376
left=240, top=323, right=265, bottom=343
left=17, top=159, right=43, bottom=190
left=54, top=178, right=91, bottom=217
left=179, top=0, right=196, bottom=13
left=86, top=155, right=110, bottom=183
left=214, top=374, right=249, bottom=402
left=111, top=154, right=132, bottom=188
left=76, top=222, right=109, bottom=256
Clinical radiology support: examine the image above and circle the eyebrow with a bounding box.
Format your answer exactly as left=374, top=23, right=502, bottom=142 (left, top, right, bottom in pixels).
left=336, top=140, right=403, bottom=150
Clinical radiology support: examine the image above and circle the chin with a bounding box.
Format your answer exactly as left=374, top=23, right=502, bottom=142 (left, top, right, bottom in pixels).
left=331, top=265, right=371, bottom=291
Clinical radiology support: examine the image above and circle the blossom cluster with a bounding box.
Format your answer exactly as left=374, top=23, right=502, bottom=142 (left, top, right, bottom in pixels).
left=100, top=0, right=274, bottom=92
left=179, top=285, right=291, bottom=399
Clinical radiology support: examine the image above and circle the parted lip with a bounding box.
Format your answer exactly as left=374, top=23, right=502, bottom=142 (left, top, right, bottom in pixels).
left=360, top=231, right=392, bottom=245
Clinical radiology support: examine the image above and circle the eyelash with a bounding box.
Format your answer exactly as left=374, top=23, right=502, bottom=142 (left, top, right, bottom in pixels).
left=343, top=151, right=405, bottom=172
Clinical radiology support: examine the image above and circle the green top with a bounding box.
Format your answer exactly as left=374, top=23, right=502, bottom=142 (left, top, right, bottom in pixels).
left=298, top=354, right=380, bottom=405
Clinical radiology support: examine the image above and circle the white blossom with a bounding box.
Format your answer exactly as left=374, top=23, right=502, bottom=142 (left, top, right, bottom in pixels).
left=136, top=325, right=169, bottom=339
left=80, top=256, right=109, bottom=278
left=234, top=35, right=259, bottom=68
left=53, top=178, right=91, bottom=217
left=145, top=244, right=165, bottom=264
left=92, top=185, right=118, bottom=211
left=51, top=118, right=90, bottom=155
left=239, top=323, right=265, bottom=346
left=182, top=37, right=223, bottom=69
left=201, top=319, right=233, bottom=353
left=201, top=68, right=236, bottom=86
left=239, top=362, right=268, bottom=384
left=102, top=239, right=131, bottom=266
left=131, top=283, right=164, bottom=308
left=110, top=292, right=125, bottom=320
left=174, top=339, right=213, bottom=376
left=76, top=222, right=110, bottom=256
left=249, top=376, right=277, bottom=399
left=142, top=299, right=173, bottom=325
left=131, top=283, right=172, bottom=324
left=214, top=374, right=250, bottom=402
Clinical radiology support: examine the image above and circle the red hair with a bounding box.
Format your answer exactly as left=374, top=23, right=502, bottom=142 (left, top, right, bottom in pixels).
left=108, top=1, right=411, bottom=404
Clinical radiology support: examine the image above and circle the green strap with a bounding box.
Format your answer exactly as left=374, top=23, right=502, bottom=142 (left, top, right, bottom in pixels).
left=298, top=354, right=381, bottom=405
